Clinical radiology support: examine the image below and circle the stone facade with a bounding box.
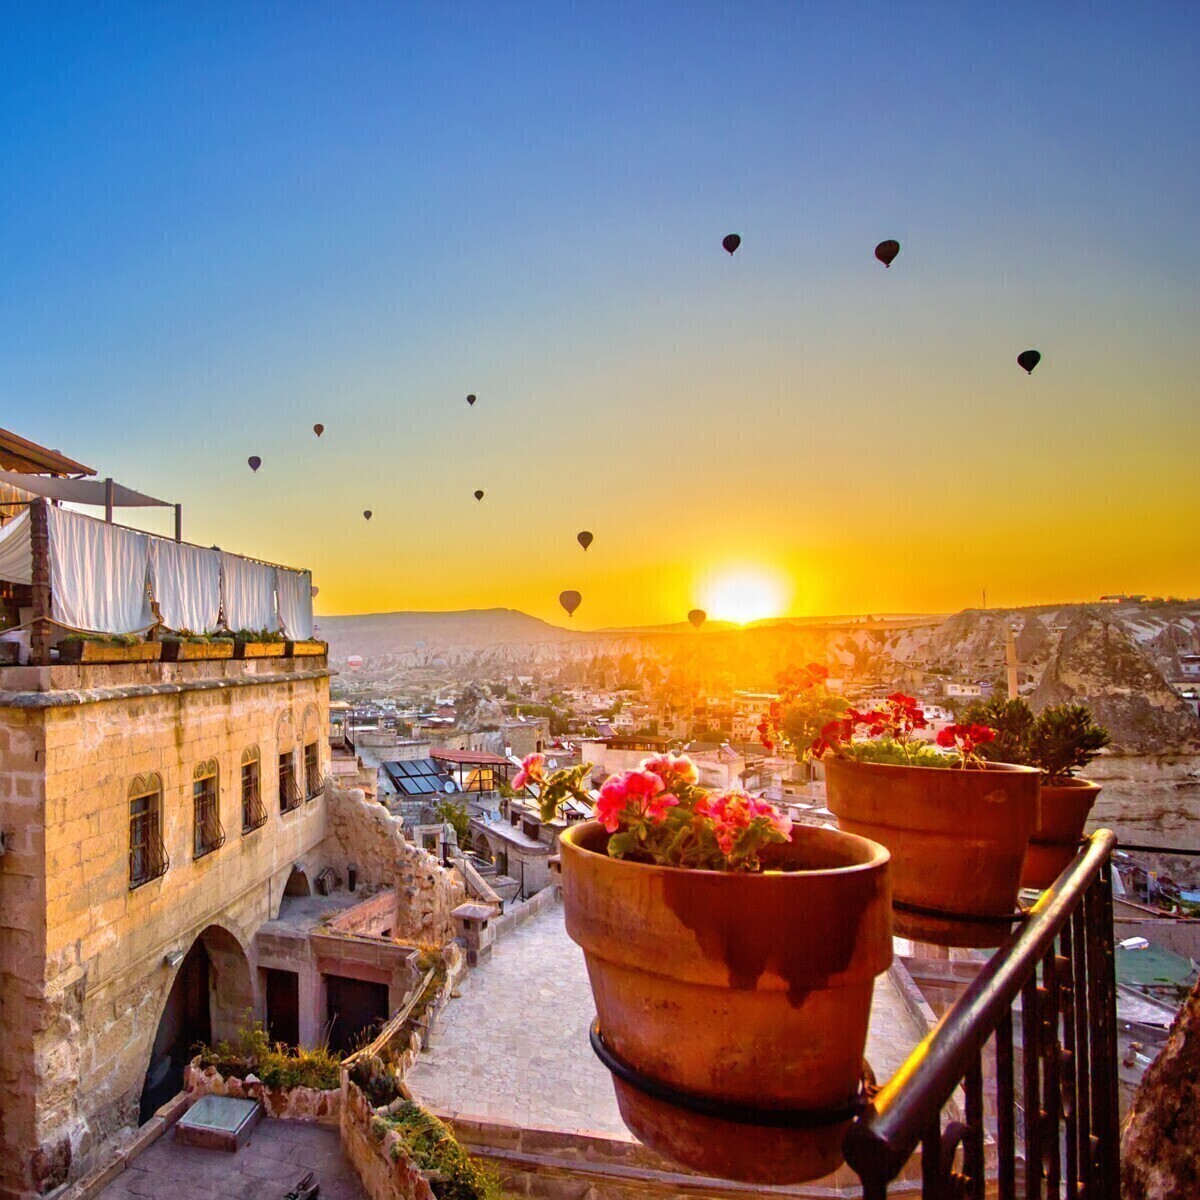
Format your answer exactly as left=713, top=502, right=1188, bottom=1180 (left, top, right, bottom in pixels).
left=0, top=659, right=334, bottom=1198
left=324, top=785, right=464, bottom=946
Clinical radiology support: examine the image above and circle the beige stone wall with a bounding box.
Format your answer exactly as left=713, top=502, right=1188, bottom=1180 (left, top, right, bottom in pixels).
left=0, top=664, right=332, bottom=1198
left=0, top=709, right=49, bottom=1200
left=324, top=785, right=465, bottom=947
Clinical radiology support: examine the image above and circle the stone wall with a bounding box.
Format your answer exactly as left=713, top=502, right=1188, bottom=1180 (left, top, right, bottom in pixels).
left=323, top=784, right=464, bottom=946
left=340, top=1081, right=437, bottom=1200
left=183, top=1060, right=340, bottom=1125
left=0, top=661, right=332, bottom=1199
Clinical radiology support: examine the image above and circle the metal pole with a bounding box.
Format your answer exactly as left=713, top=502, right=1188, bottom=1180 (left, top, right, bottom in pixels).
left=174, top=504, right=182, bottom=543
left=104, top=477, right=114, bottom=523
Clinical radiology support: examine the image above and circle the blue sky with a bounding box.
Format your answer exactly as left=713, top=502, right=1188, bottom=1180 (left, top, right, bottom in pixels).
left=2, top=4, right=1198, bottom=623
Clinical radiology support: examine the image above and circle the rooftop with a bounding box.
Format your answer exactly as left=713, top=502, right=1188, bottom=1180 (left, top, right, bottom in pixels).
left=92, top=1117, right=366, bottom=1200
left=0, top=426, right=94, bottom=476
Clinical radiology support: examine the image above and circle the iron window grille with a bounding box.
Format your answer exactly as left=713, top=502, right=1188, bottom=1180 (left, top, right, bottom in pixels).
left=241, top=751, right=267, bottom=833
left=304, top=741, right=321, bottom=800
left=279, top=751, right=301, bottom=814
left=129, top=777, right=169, bottom=889
left=193, top=761, right=226, bottom=859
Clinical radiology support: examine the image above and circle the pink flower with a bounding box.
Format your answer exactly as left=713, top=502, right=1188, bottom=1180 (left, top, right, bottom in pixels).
left=595, top=769, right=669, bottom=833
left=640, top=752, right=700, bottom=787
left=512, top=752, right=545, bottom=791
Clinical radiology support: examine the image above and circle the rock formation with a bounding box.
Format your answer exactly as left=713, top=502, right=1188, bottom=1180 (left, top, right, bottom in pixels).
left=1121, top=977, right=1200, bottom=1200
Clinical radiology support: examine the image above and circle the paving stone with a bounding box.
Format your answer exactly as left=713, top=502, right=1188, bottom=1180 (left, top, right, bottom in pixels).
left=406, top=898, right=925, bottom=1140
left=91, top=1121, right=366, bottom=1199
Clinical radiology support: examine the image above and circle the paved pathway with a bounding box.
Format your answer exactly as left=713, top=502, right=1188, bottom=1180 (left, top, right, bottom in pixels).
left=95, top=1120, right=366, bottom=1200
left=407, top=898, right=923, bottom=1138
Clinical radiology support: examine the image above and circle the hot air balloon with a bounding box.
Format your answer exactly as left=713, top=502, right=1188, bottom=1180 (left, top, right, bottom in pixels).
left=874, top=239, right=900, bottom=268
left=467, top=394, right=477, bottom=406
left=559, top=590, right=582, bottom=617
left=313, top=423, right=324, bottom=437
left=363, top=510, right=373, bottom=521
left=722, top=234, right=741, bottom=256
left=311, top=585, right=320, bottom=598
left=347, top=654, right=363, bottom=671
left=474, top=489, right=484, bottom=502
left=577, top=531, right=593, bottom=551
left=688, top=609, right=706, bottom=630
left=1017, top=350, right=1041, bottom=375
left=247, top=456, right=262, bottom=473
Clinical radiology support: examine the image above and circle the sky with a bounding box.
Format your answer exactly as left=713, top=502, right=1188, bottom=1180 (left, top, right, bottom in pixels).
left=2, top=3, right=1198, bottom=628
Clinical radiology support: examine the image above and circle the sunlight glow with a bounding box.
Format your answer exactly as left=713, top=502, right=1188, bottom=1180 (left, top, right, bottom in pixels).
left=702, top=568, right=790, bottom=625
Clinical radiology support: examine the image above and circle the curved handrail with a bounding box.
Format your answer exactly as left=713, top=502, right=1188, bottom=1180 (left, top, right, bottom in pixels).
left=843, top=828, right=1118, bottom=1183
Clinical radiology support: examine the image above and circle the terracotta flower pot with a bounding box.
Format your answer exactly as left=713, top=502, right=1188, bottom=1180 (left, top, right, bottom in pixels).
left=1020, top=778, right=1102, bottom=890
left=559, top=820, right=892, bottom=1184
left=824, top=757, right=1041, bottom=930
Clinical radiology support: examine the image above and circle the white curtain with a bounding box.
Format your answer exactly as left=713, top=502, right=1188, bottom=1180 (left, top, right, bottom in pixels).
left=276, top=568, right=314, bottom=641
left=0, top=510, right=32, bottom=584
left=48, top=507, right=153, bottom=634
left=220, top=552, right=279, bottom=632
left=149, top=540, right=221, bottom=633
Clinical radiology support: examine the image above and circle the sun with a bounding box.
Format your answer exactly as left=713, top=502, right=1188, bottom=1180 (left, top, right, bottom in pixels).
left=702, top=568, right=789, bottom=625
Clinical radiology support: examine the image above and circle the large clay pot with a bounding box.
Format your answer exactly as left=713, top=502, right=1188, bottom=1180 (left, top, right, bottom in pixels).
left=559, top=820, right=892, bottom=1184
left=824, top=757, right=1040, bottom=927
left=1021, top=778, right=1102, bottom=889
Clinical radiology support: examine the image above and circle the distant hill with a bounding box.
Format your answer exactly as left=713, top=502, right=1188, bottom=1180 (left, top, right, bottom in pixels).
left=318, top=608, right=579, bottom=658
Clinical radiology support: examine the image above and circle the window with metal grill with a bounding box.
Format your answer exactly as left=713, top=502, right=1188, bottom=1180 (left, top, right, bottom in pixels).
left=129, top=776, right=168, bottom=888
left=242, top=750, right=267, bottom=833
left=193, top=761, right=225, bottom=858
left=304, top=741, right=321, bottom=800
left=279, top=751, right=301, bottom=814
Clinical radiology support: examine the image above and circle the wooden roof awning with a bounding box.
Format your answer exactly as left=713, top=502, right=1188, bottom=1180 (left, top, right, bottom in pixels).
left=0, top=427, right=95, bottom=477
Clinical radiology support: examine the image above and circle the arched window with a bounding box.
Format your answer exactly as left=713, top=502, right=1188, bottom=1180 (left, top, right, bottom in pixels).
left=129, top=774, right=168, bottom=888
left=277, top=709, right=301, bottom=814
left=193, top=758, right=225, bottom=859
left=241, top=746, right=267, bottom=833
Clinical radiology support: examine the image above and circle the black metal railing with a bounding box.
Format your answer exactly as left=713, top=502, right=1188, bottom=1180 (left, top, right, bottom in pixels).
left=193, top=779, right=226, bottom=859
left=843, top=829, right=1120, bottom=1199
left=242, top=771, right=268, bottom=833
left=279, top=755, right=302, bottom=813
left=129, top=807, right=169, bottom=889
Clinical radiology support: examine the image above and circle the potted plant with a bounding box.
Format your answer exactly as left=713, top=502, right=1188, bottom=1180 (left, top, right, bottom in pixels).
left=57, top=633, right=162, bottom=664
left=158, top=630, right=235, bottom=662
left=229, top=628, right=286, bottom=659
left=962, top=698, right=1111, bottom=888
left=761, top=667, right=1040, bottom=939
left=285, top=638, right=327, bottom=657
left=518, top=751, right=893, bottom=1184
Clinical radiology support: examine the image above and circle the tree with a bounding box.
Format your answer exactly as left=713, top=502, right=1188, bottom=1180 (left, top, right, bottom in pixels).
left=435, top=799, right=470, bottom=844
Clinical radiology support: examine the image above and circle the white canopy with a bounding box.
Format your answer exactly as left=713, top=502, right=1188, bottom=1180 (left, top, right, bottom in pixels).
left=0, top=468, right=170, bottom=508
left=0, top=507, right=313, bottom=639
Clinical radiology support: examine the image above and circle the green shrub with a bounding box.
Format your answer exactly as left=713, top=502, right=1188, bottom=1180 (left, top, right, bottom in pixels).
left=62, top=632, right=140, bottom=647
left=383, top=1103, right=505, bottom=1200
left=194, top=1017, right=340, bottom=1091
left=961, top=698, right=1110, bottom=780
left=842, top=738, right=959, bottom=768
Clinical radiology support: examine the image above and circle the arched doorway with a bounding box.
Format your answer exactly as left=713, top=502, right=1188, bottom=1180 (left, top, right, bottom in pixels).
left=139, top=925, right=253, bottom=1124
left=284, top=865, right=312, bottom=897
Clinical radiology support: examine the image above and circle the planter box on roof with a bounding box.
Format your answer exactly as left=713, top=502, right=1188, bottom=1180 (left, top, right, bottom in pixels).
left=57, top=640, right=162, bottom=665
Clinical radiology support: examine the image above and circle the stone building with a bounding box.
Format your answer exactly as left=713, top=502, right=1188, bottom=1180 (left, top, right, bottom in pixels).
left=0, top=651, right=333, bottom=1197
